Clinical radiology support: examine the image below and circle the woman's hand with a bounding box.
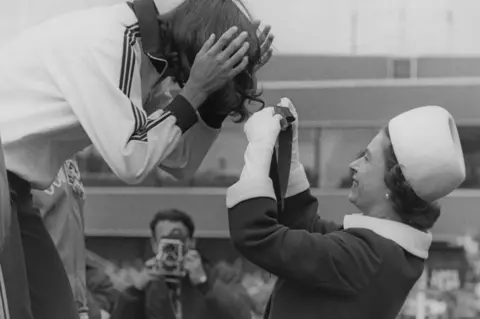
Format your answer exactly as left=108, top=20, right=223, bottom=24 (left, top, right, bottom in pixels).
left=236, top=107, right=283, bottom=180
left=277, top=97, right=300, bottom=165
left=244, top=107, right=283, bottom=148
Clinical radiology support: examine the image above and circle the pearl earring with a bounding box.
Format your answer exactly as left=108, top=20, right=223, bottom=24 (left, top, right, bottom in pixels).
left=385, top=193, right=390, bottom=200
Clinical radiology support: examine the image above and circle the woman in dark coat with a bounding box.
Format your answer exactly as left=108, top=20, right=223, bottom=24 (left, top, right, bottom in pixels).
left=227, top=99, right=466, bottom=319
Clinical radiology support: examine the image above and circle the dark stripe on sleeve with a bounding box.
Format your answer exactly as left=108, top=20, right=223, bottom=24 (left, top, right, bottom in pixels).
left=119, top=24, right=139, bottom=96
left=128, top=95, right=198, bottom=142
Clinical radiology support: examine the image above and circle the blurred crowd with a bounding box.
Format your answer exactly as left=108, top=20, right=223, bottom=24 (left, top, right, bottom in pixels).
left=93, top=256, right=277, bottom=319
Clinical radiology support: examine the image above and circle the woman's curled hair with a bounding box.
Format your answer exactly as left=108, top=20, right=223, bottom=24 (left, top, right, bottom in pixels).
left=382, top=127, right=440, bottom=231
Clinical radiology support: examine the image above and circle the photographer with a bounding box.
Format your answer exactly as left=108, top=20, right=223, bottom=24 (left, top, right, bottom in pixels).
left=111, top=209, right=251, bottom=319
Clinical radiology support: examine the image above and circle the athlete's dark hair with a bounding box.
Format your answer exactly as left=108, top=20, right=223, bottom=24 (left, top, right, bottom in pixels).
left=159, top=0, right=264, bottom=122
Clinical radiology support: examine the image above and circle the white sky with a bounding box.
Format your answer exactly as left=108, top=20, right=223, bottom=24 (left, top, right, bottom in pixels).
left=2, top=0, right=480, bottom=55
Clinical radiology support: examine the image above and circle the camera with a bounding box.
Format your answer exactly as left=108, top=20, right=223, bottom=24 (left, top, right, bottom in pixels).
left=155, top=230, right=187, bottom=282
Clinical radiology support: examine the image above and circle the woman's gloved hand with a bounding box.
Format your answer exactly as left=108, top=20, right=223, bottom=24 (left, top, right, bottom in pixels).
left=275, top=97, right=310, bottom=197
left=226, top=107, right=285, bottom=208
left=240, top=107, right=283, bottom=180
left=244, top=107, right=283, bottom=146
left=276, top=97, right=299, bottom=168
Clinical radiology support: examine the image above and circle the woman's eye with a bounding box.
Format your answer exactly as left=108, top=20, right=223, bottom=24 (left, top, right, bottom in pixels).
left=356, top=151, right=366, bottom=160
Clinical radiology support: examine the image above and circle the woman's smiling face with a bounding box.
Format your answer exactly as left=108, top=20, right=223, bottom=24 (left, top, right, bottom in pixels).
left=348, top=130, right=391, bottom=214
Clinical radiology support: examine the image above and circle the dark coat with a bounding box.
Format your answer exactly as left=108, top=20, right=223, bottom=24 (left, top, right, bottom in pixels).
left=110, top=262, right=252, bottom=319
left=229, top=189, right=428, bottom=319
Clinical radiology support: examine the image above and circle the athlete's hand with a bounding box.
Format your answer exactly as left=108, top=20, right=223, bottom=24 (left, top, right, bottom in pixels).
left=186, top=27, right=250, bottom=97
left=252, top=21, right=274, bottom=72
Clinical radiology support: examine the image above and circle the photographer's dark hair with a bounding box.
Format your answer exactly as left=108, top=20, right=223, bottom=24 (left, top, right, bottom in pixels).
left=150, top=209, right=195, bottom=238
left=159, top=0, right=264, bottom=123
left=382, top=127, right=441, bottom=231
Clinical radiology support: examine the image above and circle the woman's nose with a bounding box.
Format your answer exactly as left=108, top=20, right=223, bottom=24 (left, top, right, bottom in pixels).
left=349, top=158, right=359, bottom=170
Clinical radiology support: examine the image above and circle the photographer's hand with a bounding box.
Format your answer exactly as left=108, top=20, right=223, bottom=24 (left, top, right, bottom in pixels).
left=181, top=26, right=250, bottom=109
left=133, top=258, right=166, bottom=290
left=185, top=250, right=207, bottom=285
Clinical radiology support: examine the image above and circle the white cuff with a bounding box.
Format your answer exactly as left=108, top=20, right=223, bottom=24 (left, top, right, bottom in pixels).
left=226, top=176, right=276, bottom=208
left=285, top=165, right=310, bottom=198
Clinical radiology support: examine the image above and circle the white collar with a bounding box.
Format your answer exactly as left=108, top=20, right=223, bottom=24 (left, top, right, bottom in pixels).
left=343, top=214, right=432, bottom=259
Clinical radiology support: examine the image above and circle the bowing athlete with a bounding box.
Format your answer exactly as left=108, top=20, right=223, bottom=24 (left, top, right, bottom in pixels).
left=227, top=99, right=465, bottom=319
left=0, top=0, right=273, bottom=318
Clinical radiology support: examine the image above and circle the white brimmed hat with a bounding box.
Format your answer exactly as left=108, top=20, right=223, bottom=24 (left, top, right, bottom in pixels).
left=388, top=106, right=466, bottom=202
